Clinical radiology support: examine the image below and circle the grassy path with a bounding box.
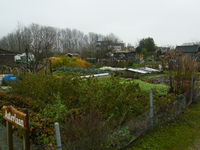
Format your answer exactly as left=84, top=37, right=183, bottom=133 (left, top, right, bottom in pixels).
left=125, top=100, right=200, bottom=150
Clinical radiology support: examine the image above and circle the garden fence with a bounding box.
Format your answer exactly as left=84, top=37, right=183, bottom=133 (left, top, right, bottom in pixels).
left=0, top=86, right=199, bottom=150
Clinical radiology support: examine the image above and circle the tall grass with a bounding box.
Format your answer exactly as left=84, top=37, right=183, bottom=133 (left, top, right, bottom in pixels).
left=168, top=54, right=198, bottom=94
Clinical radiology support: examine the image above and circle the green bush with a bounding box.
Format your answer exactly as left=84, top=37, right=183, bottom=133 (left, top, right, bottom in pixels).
left=8, top=73, right=174, bottom=121
left=42, top=92, right=68, bottom=123
left=132, top=63, right=139, bottom=68
left=56, top=66, right=107, bottom=75
left=4, top=73, right=177, bottom=146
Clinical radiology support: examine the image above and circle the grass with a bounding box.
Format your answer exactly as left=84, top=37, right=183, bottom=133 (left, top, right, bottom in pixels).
left=139, top=72, right=169, bottom=80
left=133, top=79, right=169, bottom=96
left=96, top=75, right=169, bottom=96
left=125, top=101, right=200, bottom=150
left=145, top=61, right=162, bottom=65
left=118, top=78, right=169, bottom=96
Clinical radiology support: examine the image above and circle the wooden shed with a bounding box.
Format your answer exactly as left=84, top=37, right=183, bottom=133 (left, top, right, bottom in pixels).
left=0, top=48, right=15, bottom=65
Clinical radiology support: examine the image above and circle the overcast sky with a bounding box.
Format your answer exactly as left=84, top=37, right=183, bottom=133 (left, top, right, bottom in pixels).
left=1, top=0, right=200, bottom=47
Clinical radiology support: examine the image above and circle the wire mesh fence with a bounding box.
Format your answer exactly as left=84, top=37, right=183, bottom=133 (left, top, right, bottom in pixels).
left=0, top=88, right=199, bottom=150
left=0, top=124, right=23, bottom=150
left=58, top=88, right=197, bottom=150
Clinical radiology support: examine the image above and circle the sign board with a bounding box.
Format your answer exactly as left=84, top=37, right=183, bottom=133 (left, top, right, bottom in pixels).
left=2, top=106, right=27, bottom=130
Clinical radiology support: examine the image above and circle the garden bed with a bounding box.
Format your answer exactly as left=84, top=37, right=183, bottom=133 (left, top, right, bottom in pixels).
left=142, top=75, right=170, bottom=85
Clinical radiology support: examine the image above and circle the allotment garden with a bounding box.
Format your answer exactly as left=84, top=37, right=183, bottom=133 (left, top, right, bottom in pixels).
left=0, top=54, right=199, bottom=149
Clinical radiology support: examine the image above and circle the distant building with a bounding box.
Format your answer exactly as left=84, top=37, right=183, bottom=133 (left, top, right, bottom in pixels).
left=15, top=53, right=35, bottom=63
left=175, top=44, right=200, bottom=57
left=127, top=47, right=136, bottom=52
left=66, top=53, right=79, bottom=58
left=121, top=47, right=136, bottom=52
left=0, top=48, right=15, bottom=65
left=182, top=43, right=194, bottom=46
left=113, top=51, right=136, bottom=60
left=96, top=41, right=125, bottom=51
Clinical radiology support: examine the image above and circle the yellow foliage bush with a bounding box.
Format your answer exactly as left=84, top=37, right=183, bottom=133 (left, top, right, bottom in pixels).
left=51, top=56, right=90, bottom=69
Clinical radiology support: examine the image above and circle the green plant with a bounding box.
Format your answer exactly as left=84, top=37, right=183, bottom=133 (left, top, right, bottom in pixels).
left=4, top=73, right=178, bottom=147
left=104, top=69, right=112, bottom=72
left=132, top=63, right=139, bottom=68
left=107, top=126, right=135, bottom=149
left=28, top=113, right=56, bottom=145
left=56, top=66, right=107, bottom=75
left=133, top=79, right=169, bottom=96
left=42, top=92, right=68, bottom=123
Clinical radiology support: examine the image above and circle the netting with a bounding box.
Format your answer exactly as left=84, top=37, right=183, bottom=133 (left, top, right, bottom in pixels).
left=59, top=89, right=195, bottom=150
left=0, top=124, right=23, bottom=150
left=0, top=89, right=198, bottom=150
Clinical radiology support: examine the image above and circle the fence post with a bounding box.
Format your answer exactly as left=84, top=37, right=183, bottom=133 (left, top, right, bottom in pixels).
left=191, top=75, right=193, bottom=102
left=22, top=108, right=30, bottom=150
left=150, top=90, right=153, bottom=129
left=50, top=60, right=52, bottom=73
left=5, top=102, right=13, bottom=150
left=55, top=122, right=62, bottom=150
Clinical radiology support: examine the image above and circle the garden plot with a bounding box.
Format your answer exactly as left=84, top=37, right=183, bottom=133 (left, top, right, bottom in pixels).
left=142, top=76, right=170, bottom=85
left=80, top=73, right=110, bottom=78
left=100, top=66, right=160, bottom=74
left=128, top=67, right=160, bottom=74
left=99, top=66, right=126, bottom=71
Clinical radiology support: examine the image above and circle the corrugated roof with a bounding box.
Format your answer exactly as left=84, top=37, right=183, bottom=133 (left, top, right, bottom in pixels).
left=176, top=45, right=199, bottom=53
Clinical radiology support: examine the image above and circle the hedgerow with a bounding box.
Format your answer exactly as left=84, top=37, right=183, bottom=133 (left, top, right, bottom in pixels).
left=1, top=73, right=176, bottom=146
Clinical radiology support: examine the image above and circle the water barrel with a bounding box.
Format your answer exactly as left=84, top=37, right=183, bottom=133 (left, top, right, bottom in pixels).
left=3, top=74, right=13, bottom=83
left=10, top=77, right=17, bottom=83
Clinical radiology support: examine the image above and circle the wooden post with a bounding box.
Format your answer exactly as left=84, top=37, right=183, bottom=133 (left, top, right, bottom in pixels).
left=191, top=75, right=193, bottom=101
left=45, top=58, right=48, bottom=74
left=5, top=102, right=13, bottom=150
left=22, top=108, right=30, bottom=150
left=150, top=90, right=153, bottom=129
left=50, top=60, right=52, bottom=73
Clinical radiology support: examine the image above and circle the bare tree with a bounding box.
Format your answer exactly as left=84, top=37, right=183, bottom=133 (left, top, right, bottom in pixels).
left=53, top=28, right=62, bottom=53
left=0, top=22, right=125, bottom=65
left=15, top=22, right=24, bottom=53
left=0, top=36, right=10, bottom=50
left=6, top=32, right=18, bottom=52
left=28, top=23, right=57, bottom=71
left=104, top=33, right=121, bottom=44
